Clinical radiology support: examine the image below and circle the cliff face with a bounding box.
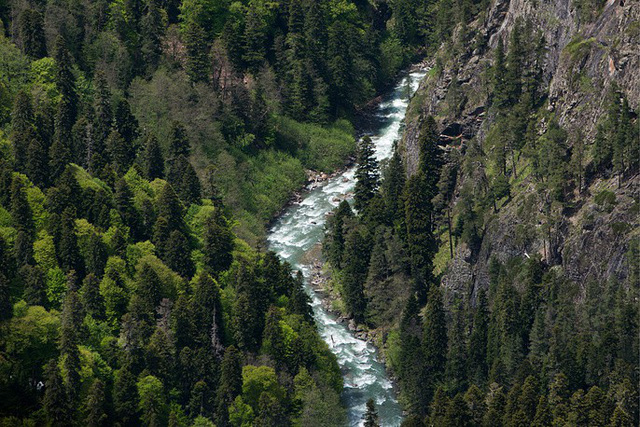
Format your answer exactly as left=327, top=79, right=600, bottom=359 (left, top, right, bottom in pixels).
left=402, top=0, right=639, bottom=297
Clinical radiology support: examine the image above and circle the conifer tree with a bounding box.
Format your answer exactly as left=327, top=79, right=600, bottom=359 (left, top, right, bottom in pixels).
left=115, top=178, right=142, bottom=239
left=403, top=173, right=436, bottom=302
left=382, top=145, right=406, bottom=225
left=93, top=72, right=113, bottom=151
left=325, top=200, right=353, bottom=269
left=10, top=176, right=34, bottom=238
left=354, top=136, right=379, bottom=212
left=10, top=90, right=34, bottom=172
left=192, top=273, right=224, bottom=354
left=184, top=22, right=210, bottom=83
left=469, top=290, right=489, bottom=385
left=165, top=229, right=194, bottom=278
left=85, top=379, right=109, bottom=427
left=216, top=346, right=243, bottom=424
left=143, top=134, right=165, bottom=180
left=114, top=99, right=139, bottom=146
left=107, top=130, right=132, bottom=175
left=60, top=273, right=83, bottom=405
left=14, top=230, right=34, bottom=267
left=19, top=9, right=47, bottom=58
left=114, top=364, right=139, bottom=425
left=0, top=272, right=11, bottom=321
left=81, top=273, right=104, bottom=319
left=341, top=227, right=369, bottom=323
left=85, top=233, right=107, bottom=278
left=43, top=359, right=71, bottom=426
left=141, top=0, right=165, bottom=75
left=157, top=184, right=185, bottom=232
left=21, top=264, right=47, bottom=307
left=202, top=209, right=234, bottom=276
left=363, top=399, right=380, bottom=427
left=423, top=285, right=447, bottom=390
left=58, top=209, right=84, bottom=276
left=26, top=135, right=50, bottom=187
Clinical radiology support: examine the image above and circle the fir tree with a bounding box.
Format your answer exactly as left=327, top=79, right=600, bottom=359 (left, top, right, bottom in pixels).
left=81, top=273, right=105, bottom=319
left=10, top=175, right=34, bottom=237
left=423, top=285, right=447, bottom=391
left=43, top=359, right=71, bottom=426
left=363, top=399, right=380, bottom=427
left=114, top=364, right=139, bottom=425
left=60, top=273, right=83, bottom=405
left=202, top=210, right=234, bottom=276
left=0, top=272, right=11, bottom=321
left=354, top=136, right=379, bottom=212
left=26, top=134, right=50, bottom=187
left=184, top=22, right=210, bottom=83
left=107, top=130, right=132, bottom=175
left=114, top=99, right=139, bottom=146
left=216, top=346, right=243, bottom=424
left=85, top=379, right=109, bottom=427
left=165, top=229, right=194, bottom=278
left=19, top=9, right=47, bottom=58
left=93, top=72, right=113, bottom=151
left=325, top=200, right=353, bottom=269
left=143, top=133, right=164, bottom=180
left=58, top=208, right=84, bottom=276
left=10, top=90, right=34, bottom=172
left=341, top=227, right=369, bottom=323
left=21, top=264, right=47, bottom=307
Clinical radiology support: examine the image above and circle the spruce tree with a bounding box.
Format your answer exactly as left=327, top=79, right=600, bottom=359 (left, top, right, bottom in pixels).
left=21, top=264, right=47, bottom=307
left=107, top=130, right=131, bottom=175
left=43, top=359, right=71, bottom=426
left=85, top=233, right=107, bottom=278
left=19, top=9, right=47, bottom=58
left=354, top=136, right=379, bottom=212
left=11, top=176, right=34, bottom=238
left=81, top=273, right=105, bottom=319
left=85, top=379, right=109, bottom=427
left=10, top=90, right=34, bottom=172
left=157, top=183, right=185, bottom=232
left=143, top=133, right=164, bottom=180
left=363, top=399, right=380, bottom=427
left=192, top=273, right=224, bottom=354
left=403, top=173, right=436, bottom=303
left=114, top=364, right=139, bottom=425
left=114, top=178, right=142, bottom=239
left=14, top=230, right=34, bottom=267
left=26, top=135, right=50, bottom=187
left=114, top=99, right=139, bottom=146
left=423, top=285, right=447, bottom=390
left=184, top=22, right=210, bottom=83
left=60, top=273, right=83, bottom=405
left=141, top=0, right=165, bottom=75
left=0, top=272, right=11, bottom=321
left=164, top=229, right=194, bottom=278
left=341, top=227, right=369, bottom=323
left=382, top=145, right=406, bottom=225
left=325, top=200, right=353, bottom=268
left=202, top=210, right=234, bottom=276
left=58, top=208, right=84, bottom=276
left=93, top=72, right=113, bottom=152
left=469, top=290, right=489, bottom=385
left=216, top=346, right=243, bottom=425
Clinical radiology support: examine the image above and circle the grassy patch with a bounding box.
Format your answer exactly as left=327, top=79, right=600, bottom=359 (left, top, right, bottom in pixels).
left=564, top=36, right=597, bottom=62
left=275, top=117, right=355, bottom=172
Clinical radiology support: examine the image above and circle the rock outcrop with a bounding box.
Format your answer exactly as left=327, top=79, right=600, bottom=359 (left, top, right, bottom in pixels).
left=401, top=0, right=639, bottom=298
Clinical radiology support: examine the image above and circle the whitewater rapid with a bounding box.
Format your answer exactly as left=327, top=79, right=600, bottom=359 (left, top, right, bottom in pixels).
left=267, top=68, right=427, bottom=426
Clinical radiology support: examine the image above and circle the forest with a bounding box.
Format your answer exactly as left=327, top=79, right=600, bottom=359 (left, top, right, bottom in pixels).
left=0, top=0, right=638, bottom=425
left=323, top=5, right=639, bottom=427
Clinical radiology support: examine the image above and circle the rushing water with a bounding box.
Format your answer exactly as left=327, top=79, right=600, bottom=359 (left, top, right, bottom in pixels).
left=267, top=68, right=427, bottom=426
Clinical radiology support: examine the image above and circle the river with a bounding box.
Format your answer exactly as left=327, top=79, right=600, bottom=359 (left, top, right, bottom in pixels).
left=267, top=68, right=427, bottom=426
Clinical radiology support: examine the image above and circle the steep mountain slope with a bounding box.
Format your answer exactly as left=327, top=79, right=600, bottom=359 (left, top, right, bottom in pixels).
left=401, top=0, right=638, bottom=296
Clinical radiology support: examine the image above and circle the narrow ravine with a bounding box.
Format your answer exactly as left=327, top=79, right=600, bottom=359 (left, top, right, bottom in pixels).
left=267, top=68, right=427, bottom=426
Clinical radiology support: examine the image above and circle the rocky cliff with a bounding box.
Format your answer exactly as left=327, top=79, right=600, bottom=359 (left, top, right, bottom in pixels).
left=401, top=0, right=639, bottom=298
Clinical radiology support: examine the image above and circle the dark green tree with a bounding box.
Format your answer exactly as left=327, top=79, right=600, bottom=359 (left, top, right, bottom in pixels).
left=58, top=209, right=84, bottom=276
left=423, top=285, right=447, bottom=389
left=85, top=379, right=109, bottom=427
left=10, top=90, right=34, bottom=172
left=184, top=22, right=210, bottom=83
left=10, top=175, right=34, bottom=237
left=81, top=273, right=104, bottom=319
left=21, top=264, right=47, bottom=306
left=216, top=346, right=243, bottom=425
left=19, top=9, right=47, bottom=58
left=354, top=136, right=379, bottom=212
left=165, top=229, right=194, bottom=278
left=202, top=210, right=234, bottom=276
left=143, top=133, right=164, bottom=180
left=341, top=227, right=370, bottom=323
left=43, top=359, right=71, bottom=426
left=363, top=398, right=380, bottom=427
